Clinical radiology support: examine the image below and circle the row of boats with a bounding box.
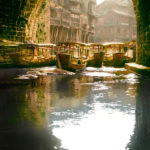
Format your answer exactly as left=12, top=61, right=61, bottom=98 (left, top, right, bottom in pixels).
left=8, top=41, right=136, bottom=72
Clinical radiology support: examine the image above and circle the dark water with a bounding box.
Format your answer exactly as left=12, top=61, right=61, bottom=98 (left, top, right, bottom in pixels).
left=0, top=67, right=150, bottom=150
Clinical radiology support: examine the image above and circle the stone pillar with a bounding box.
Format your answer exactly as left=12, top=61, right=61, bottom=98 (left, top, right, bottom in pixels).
left=87, top=34, right=89, bottom=43
left=59, top=27, right=63, bottom=42
left=50, top=26, right=52, bottom=43
left=76, top=29, right=79, bottom=42
left=66, top=29, right=69, bottom=41
left=135, top=0, right=150, bottom=67
left=55, top=27, right=59, bottom=44
left=51, top=26, right=54, bottom=43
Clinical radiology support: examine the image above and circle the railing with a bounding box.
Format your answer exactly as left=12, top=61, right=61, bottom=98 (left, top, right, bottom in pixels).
left=70, top=22, right=80, bottom=28
left=50, top=18, right=61, bottom=26
left=50, top=12, right=95, bottom=32
left=70, top=8, right=81, bottom=14
left=71, top=17, right=80, bottom=23
left=50, top=16, right=80, bottom=29
left=62, top=20, right=70, bottom=28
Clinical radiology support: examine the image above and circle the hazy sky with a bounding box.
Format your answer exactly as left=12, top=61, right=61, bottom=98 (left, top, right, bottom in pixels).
left=97, top=0, right=104, bottom=5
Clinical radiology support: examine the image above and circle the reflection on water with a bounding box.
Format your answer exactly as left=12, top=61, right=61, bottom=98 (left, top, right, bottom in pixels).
left=49, top=68, right=137, bottom=150
left=0, top=67, right=150, bottom=150
left=127, top=78, right=150, bottom=150
left=0, top=78, right=67, bottom=150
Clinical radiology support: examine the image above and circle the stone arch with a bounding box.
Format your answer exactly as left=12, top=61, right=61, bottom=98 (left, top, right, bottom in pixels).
left=132, top=0, right=150, bottom=66
left=0, top=0, right=50, bottom=43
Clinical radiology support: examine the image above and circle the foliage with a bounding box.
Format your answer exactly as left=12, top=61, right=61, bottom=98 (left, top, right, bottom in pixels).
left=39, top=0, right=46, bottom=14
left=36, top=21, right=46, bottom=43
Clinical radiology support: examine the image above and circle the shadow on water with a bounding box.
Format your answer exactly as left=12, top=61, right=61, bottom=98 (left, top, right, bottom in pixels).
left=1, top=67, right=150, bottom=150
left=0, top=81, right=67, bottom=150
left=127, top=78, right=150, bottom=150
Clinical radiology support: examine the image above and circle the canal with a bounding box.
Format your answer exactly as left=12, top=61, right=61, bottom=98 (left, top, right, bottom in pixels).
left=0, top=67, right=150, bottom=150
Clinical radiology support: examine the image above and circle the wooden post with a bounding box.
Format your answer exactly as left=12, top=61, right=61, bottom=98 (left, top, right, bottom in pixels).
left=66, top=29, right=69, bottom=41
left=52, top=26, right=55, bottom=43
left=38, top=47, right=40, bottom=56
left=60, top=27, right=63, bottom=41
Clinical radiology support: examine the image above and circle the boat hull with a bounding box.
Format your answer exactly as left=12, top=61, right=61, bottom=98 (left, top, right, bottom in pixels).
left=57, top=53, right=86, bottom=72
left=9, top=53, right=56, bottom=67
left=87, top=52, right=105, bottom=67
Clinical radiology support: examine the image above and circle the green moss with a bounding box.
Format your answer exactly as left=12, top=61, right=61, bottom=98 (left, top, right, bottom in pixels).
left=39, top=0, right=46, bottom=14
left=36, top=21, right=46, bottom=43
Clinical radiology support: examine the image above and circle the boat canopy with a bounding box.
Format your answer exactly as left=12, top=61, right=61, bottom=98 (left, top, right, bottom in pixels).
left=18, top=43, right=56, bottom=48
left=58, top=41, right=87, bottom=47
left=103, top=42, right=125, bottom=48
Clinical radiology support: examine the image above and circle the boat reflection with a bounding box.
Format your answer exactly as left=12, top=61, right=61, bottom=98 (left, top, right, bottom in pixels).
left=0, top=78, right=67, bottom=150
left=1, top=67, right=149, bottom=150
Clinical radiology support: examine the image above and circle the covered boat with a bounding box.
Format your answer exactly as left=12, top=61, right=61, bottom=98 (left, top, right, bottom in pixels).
left=56, top=42, right=87, bottom=72
left=87, top=43, right=105, bottom=67
left=9, top=43, right=56, bottom=67
left=103, top=42, right=125, bottom=67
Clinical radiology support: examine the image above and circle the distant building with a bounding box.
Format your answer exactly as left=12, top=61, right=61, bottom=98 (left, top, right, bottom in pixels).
left=49, top=0, right=96, bottom=44
left=94, top=0, right=137, bottom=43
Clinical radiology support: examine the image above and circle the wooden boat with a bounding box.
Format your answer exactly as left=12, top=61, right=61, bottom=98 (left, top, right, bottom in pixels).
left=56, top=42, right=87, bottom=72
left=103, top=42, right=125, bottom=67
left=9, top=43, right=56, bottom=67
left=57, top=53, right=86, bottom=72
left=0, top=40, right=23, bottom=67
left=87, top=43, right=105, bottom=67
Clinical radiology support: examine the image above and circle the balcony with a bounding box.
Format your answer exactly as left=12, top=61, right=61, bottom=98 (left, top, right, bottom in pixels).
left=70, top=22, right=80, bottom=29
left=71, top=17, right=80, bottom=23
left=62, top=20, right=70, bottom=28
left=70, top=7, right=81, bottom=14
left=50, top=18, right=61, bottom=26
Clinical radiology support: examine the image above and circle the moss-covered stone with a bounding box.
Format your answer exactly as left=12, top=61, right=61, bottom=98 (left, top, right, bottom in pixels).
left=39, top=0, right=46, bottom=15
left=0, top=0, right=50, bottom=43
left=132, top=0, right=150, bottom=67
left=36, top=22, right=46, bottom=43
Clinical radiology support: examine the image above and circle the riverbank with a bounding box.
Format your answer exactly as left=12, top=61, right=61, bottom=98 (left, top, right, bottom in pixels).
left=125, top=63, right=150, bottom=77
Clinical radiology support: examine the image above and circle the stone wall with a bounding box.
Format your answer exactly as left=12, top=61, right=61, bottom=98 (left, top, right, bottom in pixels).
left=132, top=0, right=150, bottom=67
left=0, top=0, right=50, bottom=43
